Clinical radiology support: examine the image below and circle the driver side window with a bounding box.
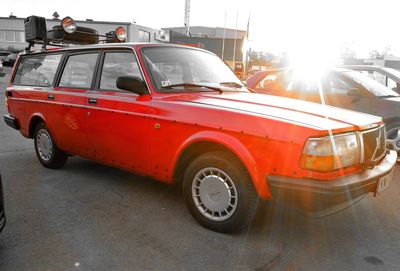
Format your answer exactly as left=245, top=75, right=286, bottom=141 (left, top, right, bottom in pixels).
left=100, top=51, right=142, bottom=91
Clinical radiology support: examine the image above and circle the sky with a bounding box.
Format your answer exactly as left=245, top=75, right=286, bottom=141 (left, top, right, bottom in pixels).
left=1, top=0, right=400, bottom=60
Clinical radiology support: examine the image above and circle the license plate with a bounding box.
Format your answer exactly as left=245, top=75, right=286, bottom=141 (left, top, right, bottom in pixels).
left=375, top=168, right=394, bottom=196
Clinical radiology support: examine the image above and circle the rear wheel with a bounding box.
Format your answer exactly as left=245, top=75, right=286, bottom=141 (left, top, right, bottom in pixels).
left=183, top=151, right=258, bottom=233
left=34, top=123, right=68, bottom=169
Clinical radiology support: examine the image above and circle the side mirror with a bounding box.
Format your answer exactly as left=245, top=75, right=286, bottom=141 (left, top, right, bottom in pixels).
left=116, top=76, right=147, bottom=95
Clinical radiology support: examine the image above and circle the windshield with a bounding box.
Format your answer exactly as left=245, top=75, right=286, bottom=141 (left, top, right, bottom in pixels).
left=343, top=71, right=399, bottom=97
left=141, top=47, right=245, bottom=92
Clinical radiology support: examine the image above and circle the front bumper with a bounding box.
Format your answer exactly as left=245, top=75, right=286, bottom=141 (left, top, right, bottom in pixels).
left=3, top=114, right=19, bottom=130
left=268, top=150, right=397, bottom=216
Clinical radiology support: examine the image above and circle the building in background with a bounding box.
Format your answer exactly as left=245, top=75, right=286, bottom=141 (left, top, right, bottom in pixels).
left=164, top=26, right=246, bottom=71
left=0, top=15, right=169, bottom=51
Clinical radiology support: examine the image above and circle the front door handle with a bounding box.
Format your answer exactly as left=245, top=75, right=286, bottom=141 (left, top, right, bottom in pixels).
left=88, top=98, right=97, bottom=105
left=47, top=94, right=54, bottom=100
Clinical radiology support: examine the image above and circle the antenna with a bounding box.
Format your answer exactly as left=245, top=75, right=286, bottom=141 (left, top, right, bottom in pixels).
left=184, top=0, right=191, bottom=36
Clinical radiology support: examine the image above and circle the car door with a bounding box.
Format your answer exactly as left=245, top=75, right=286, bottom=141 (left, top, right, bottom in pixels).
left=323, top=72, right=371, bottom=114
left=86, top=49, right=151, bottom=173
left=50, top=51, right=100, bottom=156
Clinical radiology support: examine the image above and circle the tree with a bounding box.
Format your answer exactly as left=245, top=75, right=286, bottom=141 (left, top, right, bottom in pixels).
left=369, top=46, right=392, bottom=60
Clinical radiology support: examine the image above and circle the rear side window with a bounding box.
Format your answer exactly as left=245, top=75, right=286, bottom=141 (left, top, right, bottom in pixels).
left=13, top=54, right=62, bottom=86
left=100, top=51, right=142, bottom=91
left=59, top=53, right=98, bottom=89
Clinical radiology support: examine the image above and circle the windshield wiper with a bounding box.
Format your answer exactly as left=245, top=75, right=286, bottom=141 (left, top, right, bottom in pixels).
left=220, top=81, right=256, bottom=93
left=161, top=83, right=223, bottom=94
left=379, top=95, right=399, bottom=98
left=219, top=82, right=244, bottom=88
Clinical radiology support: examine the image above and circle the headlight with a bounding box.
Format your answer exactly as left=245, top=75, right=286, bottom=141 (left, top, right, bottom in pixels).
left=300, top=133, right=360, bottom=172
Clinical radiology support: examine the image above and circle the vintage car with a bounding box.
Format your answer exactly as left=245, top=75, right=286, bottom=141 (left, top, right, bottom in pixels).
left=2, top=52, right=18, bottom=67
left=246, top=68, right=400, bottom=161
left=3, top=17, right=397, bottom=232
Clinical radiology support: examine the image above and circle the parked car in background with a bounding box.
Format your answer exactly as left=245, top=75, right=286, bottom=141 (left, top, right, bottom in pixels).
left=2, top=52, right=18, bottom=66
left=0, top=174, right=5, bottom=233
left=246, top=68, right=400, bottom=159
left=0, top=61, right=5, bottom=77
left=0, top=51, right=11, bottom=63
left=345, top=65, right=400, bottom=94
left=4, top=43, right=397, bottom=232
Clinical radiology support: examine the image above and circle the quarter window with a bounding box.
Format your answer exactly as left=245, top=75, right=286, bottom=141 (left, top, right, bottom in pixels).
left=387, top=77, right=397, bottom=90
left=59, top=53, right=98, bottom=89
left=13, top=54, right=62, bottom=86
left=100, top=52, right=142, bottom=91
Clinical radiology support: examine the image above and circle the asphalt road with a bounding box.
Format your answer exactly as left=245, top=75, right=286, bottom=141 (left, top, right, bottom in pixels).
left=0, top=67, right=399, bottom=271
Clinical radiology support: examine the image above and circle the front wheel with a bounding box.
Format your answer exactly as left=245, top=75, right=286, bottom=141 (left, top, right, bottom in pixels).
left=34, top=123, right=68, bottom=169
left=183, top=151, right=258, bottom=233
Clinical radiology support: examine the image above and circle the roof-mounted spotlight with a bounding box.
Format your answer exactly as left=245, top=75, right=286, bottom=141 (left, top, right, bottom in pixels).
left=115, top=26, right=127, bottom=42
left=61, top=16, right=76, bottom=34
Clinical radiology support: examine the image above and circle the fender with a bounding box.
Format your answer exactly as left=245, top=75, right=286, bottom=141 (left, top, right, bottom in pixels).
left=172, top=130, right=271, bottom=199
left=26, top=113, right=53, bottom=139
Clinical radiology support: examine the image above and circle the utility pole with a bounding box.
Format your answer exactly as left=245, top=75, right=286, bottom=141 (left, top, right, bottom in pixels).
left=184, top=0, right=191, bottom=36
left=221, top=10, right=227, bottom=61
left=232, top=10, right=238, bottom=66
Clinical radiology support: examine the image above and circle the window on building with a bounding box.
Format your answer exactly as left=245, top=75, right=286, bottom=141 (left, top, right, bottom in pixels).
left=100, top=51, right=143, bottom=91
left=5, top=31, right=14, bottom=42
left=13, top=54, right=62, bottom=86
left=0, top=30, right=25, bottom=42
left=59, top=53, right=98, bottom=89
left=138, top=30, right=151, bottom=42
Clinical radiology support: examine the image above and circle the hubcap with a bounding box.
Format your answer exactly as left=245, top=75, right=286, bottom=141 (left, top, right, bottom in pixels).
left=36, top=129, right=53, bottom=161
left=387, top=127, right=400, bottom=153
left=192, top=167, right=238, bottom=221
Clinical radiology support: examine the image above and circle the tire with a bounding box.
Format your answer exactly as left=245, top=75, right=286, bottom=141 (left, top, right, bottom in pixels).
left=33, top=123, right=68, bottom=169
left=386, top=122, right=400, bottom=159
left=183, top=151, right=258, bottom=233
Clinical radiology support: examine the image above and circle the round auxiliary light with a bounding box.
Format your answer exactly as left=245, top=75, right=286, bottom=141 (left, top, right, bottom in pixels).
left=115, top=26, right=127, bottom=42
left=61, top=16, right=77, bottom=34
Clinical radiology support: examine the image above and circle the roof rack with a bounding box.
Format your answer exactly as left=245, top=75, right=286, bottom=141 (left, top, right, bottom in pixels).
left=24, top=15, right=127, bottom=53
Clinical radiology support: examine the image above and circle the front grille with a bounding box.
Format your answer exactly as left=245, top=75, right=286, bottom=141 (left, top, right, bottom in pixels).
left=362, top=125, right=386, bottom=164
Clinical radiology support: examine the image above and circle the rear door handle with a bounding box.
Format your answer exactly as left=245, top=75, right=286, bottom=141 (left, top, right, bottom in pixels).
left=47, top=94, right=54, bottom=100
left=88, top=98, right=97, bottom=105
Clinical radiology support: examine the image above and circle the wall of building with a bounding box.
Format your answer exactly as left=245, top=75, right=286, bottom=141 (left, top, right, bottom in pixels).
left=163, top=26, right=246, bottom=39
left=169, top=31, right=244, bottom=68
left=0, top=16, right=166, bottom=51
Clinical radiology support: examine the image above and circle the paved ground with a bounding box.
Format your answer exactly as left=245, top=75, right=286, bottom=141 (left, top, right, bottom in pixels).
left=0, top=67, right=399, bottom=271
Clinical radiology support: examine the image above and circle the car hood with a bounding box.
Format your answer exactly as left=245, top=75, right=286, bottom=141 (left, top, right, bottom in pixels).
left=169, top=92, right=382, bottom=133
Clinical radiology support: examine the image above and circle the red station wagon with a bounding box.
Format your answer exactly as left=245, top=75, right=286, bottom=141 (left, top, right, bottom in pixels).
left=3, top=41, right=397, bottom=232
